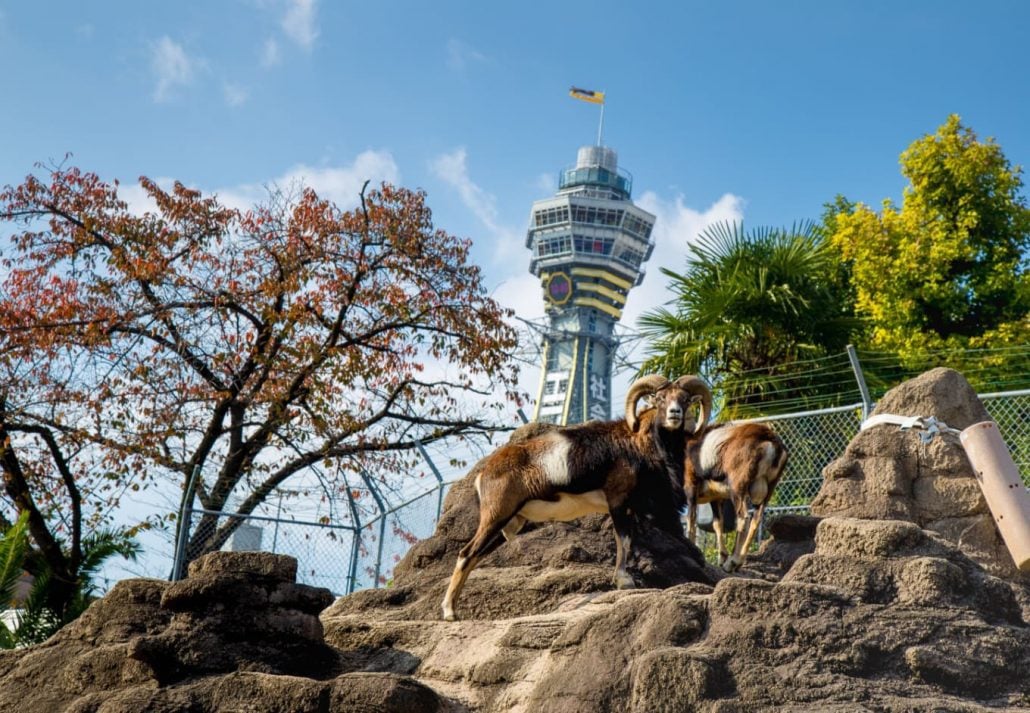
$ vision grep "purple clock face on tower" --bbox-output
[547,274,571,303]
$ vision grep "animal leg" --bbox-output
[733,501,767,569]
[723,499,751,573]
[609,506,636,590]
[711,503,728,565]
[686,500,698,542]
[441,514,512,621]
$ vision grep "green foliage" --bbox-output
[640,221,859,416]
[0,515,139,648]
[829,115,1030,365]
[0,513,30,649]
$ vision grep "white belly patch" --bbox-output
[518,490,608,522]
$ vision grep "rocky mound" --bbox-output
[0,552,447,712]
[0,368,1027,712]
[813,367,1022,580]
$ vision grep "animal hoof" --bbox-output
[442,609,457,621]
[722,557,740,573]
[614,573,636,590]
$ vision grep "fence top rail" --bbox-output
[980,388,1030,400]
[188,507,357,532]
[733,402,865,424]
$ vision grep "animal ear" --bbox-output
[691,394,703,403]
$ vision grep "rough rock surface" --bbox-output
[0,552,452,713]
[812,367,1022,579]
[0,367,1027,712]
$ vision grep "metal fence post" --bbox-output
[345,489,363,594]
[356,466,388,588]
[846,344,874,421]
[415,439,446,520]
[171,465,202,581]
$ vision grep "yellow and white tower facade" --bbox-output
[527,145,656,424]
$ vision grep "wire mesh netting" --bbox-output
[755,405,863,515]
[179,509,357,594]
[982,392,1030,486]
[351,487,445,590]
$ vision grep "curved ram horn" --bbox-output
[624,374,671,432]
[673,375,712,433]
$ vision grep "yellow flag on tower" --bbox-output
[569,86,605,104]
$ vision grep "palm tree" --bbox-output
[0,514,140,647]
[0,513,30,648]
[640,221,858,417]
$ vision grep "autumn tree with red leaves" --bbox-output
[0,164,521,593]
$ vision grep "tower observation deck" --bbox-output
[526,145,656,424]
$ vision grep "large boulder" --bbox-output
[0,552,451,713]
[812,367,1020,577]
[321,515,1030,711]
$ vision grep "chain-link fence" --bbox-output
[173,388,1030,594]
[981,390,1030,482]
[174,476,459,595]
[748,403,864,519]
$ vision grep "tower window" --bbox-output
[573,235,613,255]
[535,234,572,257]
[534,206,570,227]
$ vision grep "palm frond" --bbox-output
[0,513,30,611]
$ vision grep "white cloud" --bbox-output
[216,149,400,211]
[223,82,249,107]
[116,152,397,215]
[151,36,198,103]
[430,148,521,263]
[491,272,547,407]
[261,37,282,67]
[446,38,486,71]
[282,0,318,51]
[117,177,176,216]
[431,149,500,233]
[625,191,745,327]
[535,172,556,194]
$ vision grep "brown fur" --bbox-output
[684,422,788,572]
[440,378,706,621]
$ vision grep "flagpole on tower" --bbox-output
[569,86,607,146]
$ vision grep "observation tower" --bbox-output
[526,145,656,424]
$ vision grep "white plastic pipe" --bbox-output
[959,420,1030,571]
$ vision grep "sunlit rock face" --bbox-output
[813,367,1020,578]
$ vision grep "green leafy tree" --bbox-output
[640,221,858,416]
[829,115,1030,366]
[0,513,30,649]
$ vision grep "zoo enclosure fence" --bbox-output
[173,386,1030,596]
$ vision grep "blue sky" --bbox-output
[2,1,1027,335]
[2,0,1028,582]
